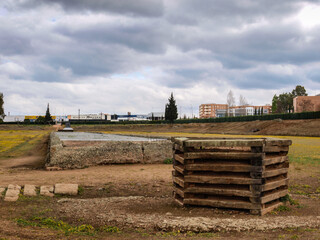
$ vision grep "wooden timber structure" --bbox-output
[172,137,292,215]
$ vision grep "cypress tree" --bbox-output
[45,103,53,124]
[0,92,4,120]
[254,108,257,115]
[165,93,178,123]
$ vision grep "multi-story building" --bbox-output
[199,103,271,118]
[293,95,320,112]
[199,104,228,118]
[228,105,271,117]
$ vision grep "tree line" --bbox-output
[272,85,307,113]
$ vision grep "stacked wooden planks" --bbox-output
[172,137,292,215]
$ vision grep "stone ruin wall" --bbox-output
[46,132,173,169]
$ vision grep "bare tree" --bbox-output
[227,90,235,107]
[239,95,248,106]
[227,90,235,117]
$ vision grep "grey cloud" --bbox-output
[32,43,146,80]
[180,0,316,22]
[0,30,33,55]
[6,0,164,17]
[1,0,320,94]
[55,21,167,54]
[307,69,320,83]
[232,70,300,89]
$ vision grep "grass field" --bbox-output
[102,131,320,165]
[0,130,50,159]
[0,129,318,166]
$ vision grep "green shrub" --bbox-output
[164,158,173,164]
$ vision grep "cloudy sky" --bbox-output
[1,0,320,117]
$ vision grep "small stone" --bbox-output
[24,184,37,196]
[54,184,78,195]
[40,185,54,197]
[4,185,21,202]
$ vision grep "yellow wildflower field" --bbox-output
[103,131,320,165]
[0,130,50,158]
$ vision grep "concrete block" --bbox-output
[8,184,21,190]
[4,185,21,202]
[54,184,78,195]
[24,184,37,196]
[40,185,54,197]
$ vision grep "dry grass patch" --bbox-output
[0,130,50,159]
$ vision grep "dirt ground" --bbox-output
[72,119,320,137]
[0,122,319,239]
[0,160,319,239]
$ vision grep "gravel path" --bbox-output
[56,132,164,141]
[58,197,320,232]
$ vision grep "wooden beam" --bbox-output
[185,175,262,185]
[265,139,292,146]
[173,176,184,188]
[184,139,264,148]
[173,187,185,198]
[264,146,289,153]
[261,189,288,204]
[184,152,265,160]
[262,156,288,165]
[260,202,283,216]
[185,164,263,173]
[185,186,253,197]
[174,154,185,164]
[263,178,289,192]
[263,168,288,178]
[174,165,184,175]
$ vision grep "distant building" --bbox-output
[199,103,271,118]
[199,104,228,118]
[228,105,271,117]
[147,112,165,121]
[55,115,69,122]
[293,95,320,113]
[110,114,148,121]
[68,113,105,120]
[3,115,25,122]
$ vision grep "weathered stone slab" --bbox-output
[54,184,78,195]
[24,184,37,196]
[142,141,173,163]
[40,185,54,197]
[47,132,173,169]
[4,185,21,202]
